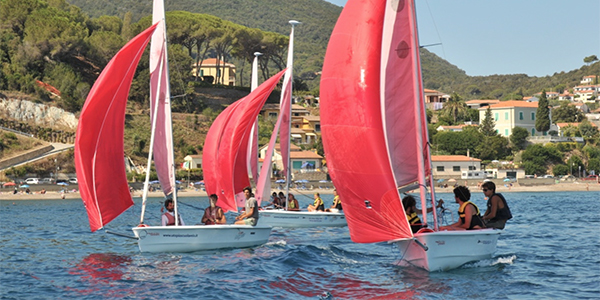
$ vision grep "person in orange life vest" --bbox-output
[161,199,185,226]
[440,186,485,231]
[202,194,226,225]
[402,195,443,233]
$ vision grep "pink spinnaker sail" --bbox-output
[149,0,175,196]
[75,24,158,232]
[203,70,286,212]
[320,0,430,243]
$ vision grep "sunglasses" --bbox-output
[482,189,489,192]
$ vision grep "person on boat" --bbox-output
[202,194,226,225]
[326,189,342,212]
[402,195,444,233]
[235,187,259,226]
[287,193,300,211]
[440,186,484,231]
[161,199,185,226]
[481,182,512,229]
[308,193,325,212]
[268,192,283,209]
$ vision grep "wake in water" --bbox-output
[462,255,517,269]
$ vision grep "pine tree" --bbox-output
[479,106,496,136]
[535,90,550,134]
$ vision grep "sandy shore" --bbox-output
[0,182,598,200]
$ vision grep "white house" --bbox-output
[431,155,481,178]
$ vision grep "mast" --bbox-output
[282,20,300,209]
[248,52,262,187]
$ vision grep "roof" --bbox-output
[290,150,323,159]
[196,58,235,67]
[303,115,320,122]
[465,99,500,104]
[556,122,597,128]
[432,155,482,162]
[484,100,538,109]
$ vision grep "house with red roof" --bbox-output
[478,100,540,137]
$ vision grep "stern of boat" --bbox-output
[131,225,272,252]
[393,229,501,271]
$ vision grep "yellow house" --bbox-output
[479,100,539,137]
[191,58,236,86]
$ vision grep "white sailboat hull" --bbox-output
[131,225,272,252]
[392,229,501,272]
[258,209,347,228]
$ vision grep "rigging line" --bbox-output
[423,0,447,59]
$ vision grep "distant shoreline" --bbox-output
[1,182,598,200]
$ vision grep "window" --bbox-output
[531,112,535,120]
[292,161,302,169]
[519,112,524,120]
[315,124,321,132]
[437,166,445,172]
[505,129,509,136]
[453,166,461,172]
[469,166,476,170]
[505,112,509,120]
[494,113,498,121]
[531,128,536,135]
[268,112,278,119]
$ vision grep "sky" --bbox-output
[324,0,600,77]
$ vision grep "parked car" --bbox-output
[69,178,78,184]
[582,175,599,181]
[543,175,554,179]
[560,175,576,181]
[41,178,55,184]
[25,178,40,185]
[525,175,535,179]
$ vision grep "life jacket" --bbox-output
[333,195,342,210]
[204,206,220,225]
[488,193,513,221]
[288,199,297,209]
[314,197,324,211]
[163,212,180,226]
[458,201,485,229]
[407,212,421,225]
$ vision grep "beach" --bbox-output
[1,181,598,200]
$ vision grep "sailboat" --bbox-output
[76,0,271,252]
[319,0,500,271]
[256,21,347,229]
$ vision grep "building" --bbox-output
[183,155,202,169]
[573,85,599,102]
[258,144,323,179]
[431,155,481,178]
[580,75,598,85]
[436,124,473,132]
[424,89,450,111]
[479,100,540,137]
[191,58,236,86]
[465,99,500,109]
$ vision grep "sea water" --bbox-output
[1,191,599,299]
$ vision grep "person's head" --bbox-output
[209,194,218,207]
[314,193,320,199]
[481,181,496,196]
[333,189,338,196]
[289,193,295,200]
[164,199,174,212]
[453,186,471,203]
[402,195,416,211]
[243,187,252,199]
[272,192,277,197]
[278,192,285,198]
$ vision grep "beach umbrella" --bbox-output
[319,180,329,183]
[275,179,286,183]
[19,184,30,188]
[57,182,69,186]
[437,179,445,183]
[3,182,16,187]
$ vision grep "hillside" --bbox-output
[67,0,599,99]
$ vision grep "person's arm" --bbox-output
[217,208,226,224]
[178,215,185,226]
[161,214,167,226]
[483,196,500,221]
[201,209,210,224]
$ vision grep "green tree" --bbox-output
[479,106,496,136]
[476,135,510,161]
[535,90,550,134]
[588,158,600,175]
[433,127,483,156]
[551,102,585,123]
[579,119,599,139]
[583,55,598,65]
[440,92,468,125]
[521,144,563,175]
[509,126,529,151]
[552,164,569,176]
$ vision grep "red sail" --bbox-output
[320,0,427,243]
[75,24,158,232]
[203,70,286,212]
